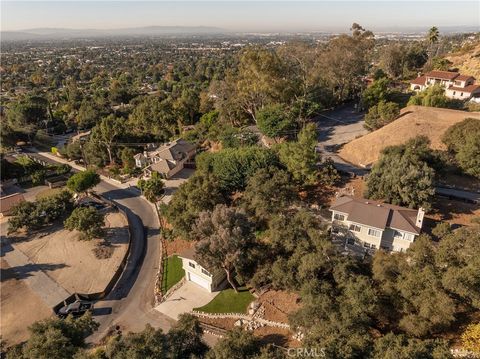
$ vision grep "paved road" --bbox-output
[23,150,175,341]
[314,104,369,176]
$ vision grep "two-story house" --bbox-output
[178,248,226,292]
[330,196,425,252]
[410,70,480,101]
[134,138,196,179]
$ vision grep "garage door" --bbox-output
[188,272,211,291]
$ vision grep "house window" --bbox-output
[371,244,377,249]
[201,268,211,276]
[363,242,371,248]
[453,91,456,95]
[334,213,345,221]
[393,230,403,239]
[368,228,381,237]
[461,92,464,97]
[349,224,361,232]
[404,233,415,241]
[188,262,196,269]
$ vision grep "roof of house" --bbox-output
[448,84,480,93]
[410,76,427,86]
[0,193,25,214]
[425,71,460,80]
[330,196,421,234]
[178,247,219,274]
[133,153,145,160]
[152,139,196,162]
[455,75,475,81]
[146,159,176,174]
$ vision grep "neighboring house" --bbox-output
[0,191,25,217]
[134,139,196,179]
[410,71,480,100]
[178,248,226,292]
[330,196,425,252]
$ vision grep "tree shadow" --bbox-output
[257,333,289,347]
[1,262,69,282]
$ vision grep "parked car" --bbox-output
[57,300,93,318]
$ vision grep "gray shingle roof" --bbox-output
[330,196,421,234]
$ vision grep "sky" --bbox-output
[2,1,479,32]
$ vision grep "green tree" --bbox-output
[165,172,227,238]
[278,123,320,186]
[408,85,450,108]
[442,118,480,178]
[137,172,165,203]
[365,137,435,210]
[64,207,105,240]
[372,333,452,359]
[167,314,208,358]
[241,167,295,225]
[196,146,278,194]
[90,115,124,165]
[66,170,100,195]
[22,313,98,359]
[256,104,294,139]
[364,100,400,131]
[362,78,390,108]
[207,328,259,359]
[193,204,255,292]
[427,26,439,45]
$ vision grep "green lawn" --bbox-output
[193,285,254,314]
[162,255,185,292]
[36,187,64,200]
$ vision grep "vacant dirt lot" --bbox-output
[15,211,129,294]
[339,106,480,167]
[0,259,52,345]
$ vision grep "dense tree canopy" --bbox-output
[365,136,436,210]
[66,170,101,194]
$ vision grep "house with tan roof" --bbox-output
[134,138,196,179]
[410,70,480,101]
[330,196,425,252]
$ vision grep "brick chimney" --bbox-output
[416,207,425,229]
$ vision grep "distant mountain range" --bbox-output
[1,25,478,41]
[1,26,227,41]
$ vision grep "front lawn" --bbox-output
[162,255,185,292]
[193,285,254,314]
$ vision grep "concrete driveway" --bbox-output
[155,281,218,320]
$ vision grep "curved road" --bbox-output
[88,180,175,342]
[25,150,175,342]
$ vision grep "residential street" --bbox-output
[22,150,175,341]
[315,104,370,175]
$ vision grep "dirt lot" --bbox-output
[258,290,301,323]
[14,211,129,294]
[428,198,480,227]
[0,259,53,345]
[339,106,480,167]
[165,237,194,256]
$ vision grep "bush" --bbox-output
[364,100,400,131]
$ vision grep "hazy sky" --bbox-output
[2,1,479,32]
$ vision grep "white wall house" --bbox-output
[410,71,480,100]
[330,196,424,252]
[178,249,225,292]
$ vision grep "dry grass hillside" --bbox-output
[339,106,480,167]
[446,40,480,79]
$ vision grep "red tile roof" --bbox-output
[448,84,480,93]
[410,76,427,86]
[425,70,459,80]
[0,193,25,215]
[455,75,475,81]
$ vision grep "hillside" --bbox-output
[339,106,480,167]
[446,40,480,79]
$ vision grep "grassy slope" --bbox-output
[162,255,185,292]
[194,286,254,314]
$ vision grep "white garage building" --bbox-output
[178,248,226,292]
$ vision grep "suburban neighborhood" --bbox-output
[1,2,480,358]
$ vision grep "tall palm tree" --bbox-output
[427,26,439,45]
